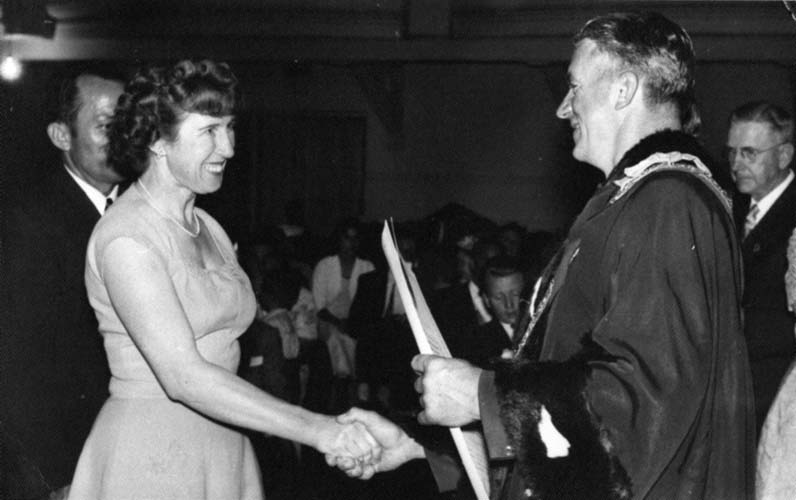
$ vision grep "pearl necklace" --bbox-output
[137,180,200,238]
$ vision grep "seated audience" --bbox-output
[431,235,502,357]
[496,222,526,259]
[458,255,526,368]
[418,244,460,292]
[310,217,375,413]
[350,227,420,414]
[279,197,320,284]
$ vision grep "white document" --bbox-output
[381,221,490,500]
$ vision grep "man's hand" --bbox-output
[327,407,424,479]
[315,415,381,467]
[411,354,482,426]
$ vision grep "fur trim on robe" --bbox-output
[494,338,632,500]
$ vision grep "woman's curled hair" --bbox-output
[108,59,238,178]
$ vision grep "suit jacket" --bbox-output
[350,269,389,387]
[1,167,111,496]
[733,178,796,426]
[457,319,512,369]
[350,270,418,411]
[429,282,485,358]
[348,269,390,341]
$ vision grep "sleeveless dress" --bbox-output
[68,184,264,500]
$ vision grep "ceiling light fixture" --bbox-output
[0,54,22,81]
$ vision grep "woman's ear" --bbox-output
[46,122,72,152]
[149,139,166,158]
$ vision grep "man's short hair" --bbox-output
[480,255,524,292]
[575,12,699,134]
[730,101,794,144]
[45,62,127,132]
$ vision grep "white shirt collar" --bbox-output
[499,321,514,340]
[63,165,118,215]
[468,280,492,324]
[753,170,794,221]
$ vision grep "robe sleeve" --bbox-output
[585,173,731,492]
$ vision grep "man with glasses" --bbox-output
[727,100,796,434]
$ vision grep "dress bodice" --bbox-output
[85,186,256,398]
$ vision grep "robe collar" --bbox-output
[606,129,713,184]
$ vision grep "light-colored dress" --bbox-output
[68,185,263,500]
[757,227,796,500]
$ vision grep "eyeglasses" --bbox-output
[726,142,789,163]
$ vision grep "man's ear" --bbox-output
[778,143,794,170]
[614,71,639,111]
[46,122,72,152]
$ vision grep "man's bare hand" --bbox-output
[411,354,482,426]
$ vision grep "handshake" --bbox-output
[320,354,484,479]
[323,408,426,479]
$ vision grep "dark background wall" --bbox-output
[2,58,792,240]
[2,1,795,240]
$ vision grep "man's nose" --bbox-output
[730,154,745,172]
[556,91,573,119]
[503,297,518,313]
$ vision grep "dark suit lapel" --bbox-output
[733,193,750,238]
[488,319,513,350]
[43,168,103,291]
[51,167,102,228]
[743,178,796,255]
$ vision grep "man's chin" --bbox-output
[734,182,754,196]
[572,145,586,162]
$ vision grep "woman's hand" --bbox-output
[326,408,424,479]
[315,415,382,467]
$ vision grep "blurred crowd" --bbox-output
[235,206,560,500]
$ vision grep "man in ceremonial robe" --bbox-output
[333,11,754,500]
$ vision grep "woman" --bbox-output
[312,218,374,340]
[68,60,377,500]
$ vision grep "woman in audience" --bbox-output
[67,59,377,500]
[308,218,374,412]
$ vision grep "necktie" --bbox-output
[744,203,759,237]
